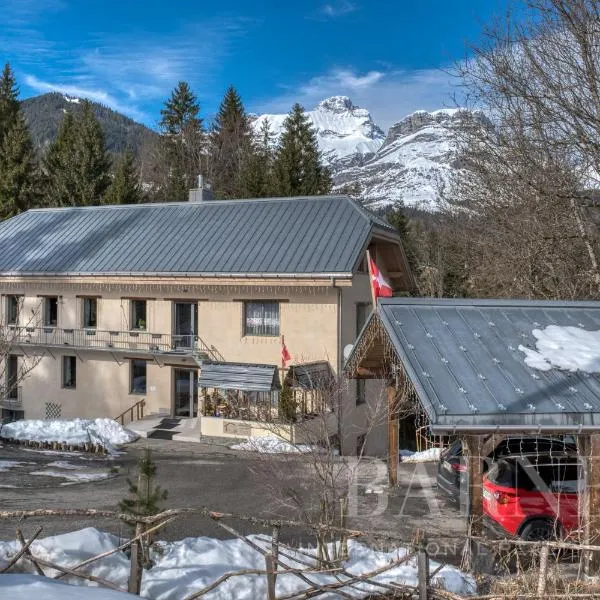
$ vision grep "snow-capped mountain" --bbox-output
[252,96,385,167]
[253,98,489,211]
[333,108,490,210]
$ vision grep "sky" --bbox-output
[2,0,516,131]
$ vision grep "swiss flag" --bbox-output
[369,256,393,299]
[281,341,291,367]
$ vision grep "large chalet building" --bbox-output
[0,195,413,455]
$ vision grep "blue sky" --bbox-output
[3,0,514,130]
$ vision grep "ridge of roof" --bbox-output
[378,297,600,309]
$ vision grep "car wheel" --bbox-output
[520,519,558,541]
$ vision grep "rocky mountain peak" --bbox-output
[316,95,355,113]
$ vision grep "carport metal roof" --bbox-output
[346,298,600,434]
[198,361,281,392]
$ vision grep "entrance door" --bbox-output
[174,302,198,349]
[173,369,198,417]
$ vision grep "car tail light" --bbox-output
[494,491,512,505]
[451,462,467,472]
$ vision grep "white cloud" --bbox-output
[254,66,460,130]
[319,1,358,18]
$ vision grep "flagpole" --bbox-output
[366,249,377,311]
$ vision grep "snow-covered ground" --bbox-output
[0,460,34,472]
[230,436,313,454]
[0,574,137,599]
[519,325,600,373]
[399,447,442,463]
[0,527,476,599]
[0,419,138,452]
[30,469,113,484]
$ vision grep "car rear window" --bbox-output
[487,460,516,487]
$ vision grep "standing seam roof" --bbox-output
[0,196,394,276]
[370,298,600,433]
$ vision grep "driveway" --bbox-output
[0,439,466,559]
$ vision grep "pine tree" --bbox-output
[238,118,276,198]
[73,101,111,205]
[0,64,20,144]
[43,112,77,207]
[386,200,418,273]
[104,149,143,204]
[158,81,204,202]
[0,115,39,219]
[43,103,111,207]
[209,86,252,199]
[0,64,40,218]
[272,103,332,197]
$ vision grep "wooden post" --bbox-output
[128,521,144,595]
[387,385,399,486]
[265,552,276,600]
[417,542,429,600]
[583,433,600,575]
[537,542,549,596]
[463,435,484,537]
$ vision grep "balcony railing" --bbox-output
[0,385,22,409]
[10,326,222,360]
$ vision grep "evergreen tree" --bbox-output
[119,448,168,518]
[272,103,331,197]
[43,112,77,207]
[73,101,111,204]
[0,115,39,219]
[104,149,143,205]
[238,118,276,198]
[0,64,40,218]
[0,64,20,144]
[386,200,418,273]
[158,81,204,202]
[43,102,111,206]
[209,86,252,198]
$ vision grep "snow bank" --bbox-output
[0,418,138,451]
[0,528,476,599]
[0,575,136,599]
[230,436,313,454]
[519,325,600,373]
[30,470,112,483]
[400,447,442,463]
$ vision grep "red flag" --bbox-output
[369,256,393,299]
[281,342,291,367]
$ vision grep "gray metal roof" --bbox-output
[198,361,281,392]
[375,298,600,433]
[0,196,396,277]
[285,361,334,390]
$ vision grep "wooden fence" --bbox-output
[1,506,600,599]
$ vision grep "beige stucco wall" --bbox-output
[0,262,396,457]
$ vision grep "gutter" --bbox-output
[0,271,355,279]
[431,423,600,435]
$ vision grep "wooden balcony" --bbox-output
[9,326,222,360]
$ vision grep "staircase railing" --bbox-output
[115,398,145,426]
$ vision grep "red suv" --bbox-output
[483,453,581,540]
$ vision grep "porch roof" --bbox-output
[346,298,600,434]
[284,361,334,390]
[198,361,281,392]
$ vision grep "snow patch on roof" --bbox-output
[519,325,600,373]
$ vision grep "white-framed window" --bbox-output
[131,300,147,330]
[244,301,280,337]
[6,295,21,325]
[62,356,76,389]
[82,297,98,328]
[43,296,58,327]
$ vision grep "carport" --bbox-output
[345,298,600,569]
